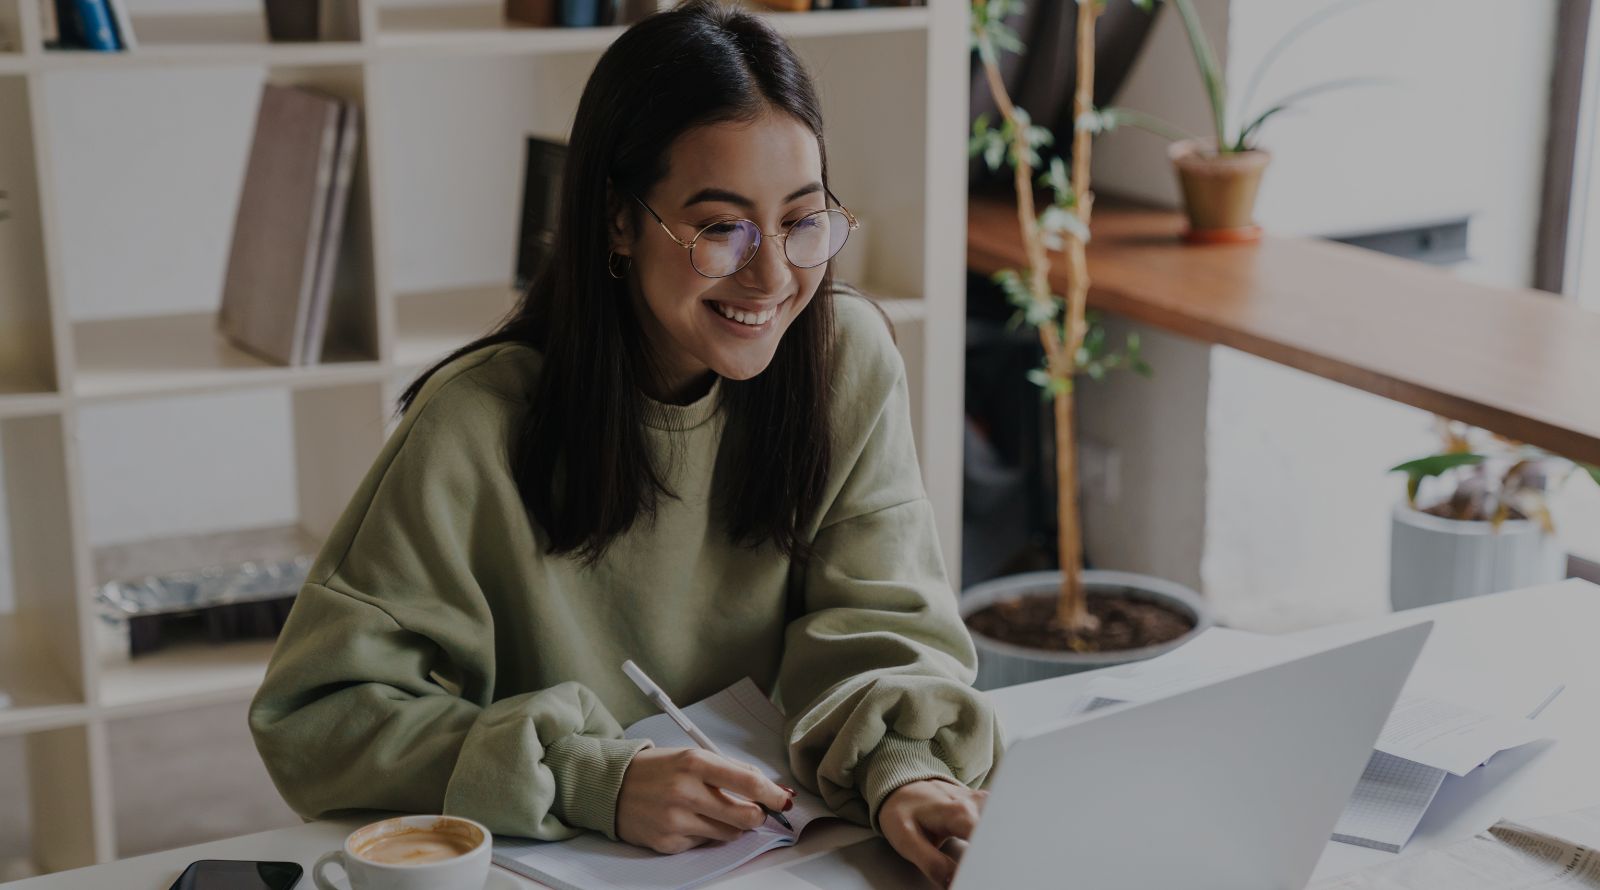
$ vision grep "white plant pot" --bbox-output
[1389,501,1567,612]
[959,569,1214,691]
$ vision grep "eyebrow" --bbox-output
[681,181,823,210]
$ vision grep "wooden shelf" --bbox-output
[0,616,87,737]
[394,284,519,371]
[97,639,278,716]
[0,390,61,418]
[72,312,386,402]
[374,5,928,55]
[968,197,1600,467]
[36,13,364,67]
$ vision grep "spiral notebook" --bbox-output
[492,678,839,890]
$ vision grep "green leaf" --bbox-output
[1233,77,1388,151]
[1236,0,1376,129]
[983,137,1005,171]
[1584,463,1600,487]
[1388,453,1487,477]
[1170,0,1229,150]
[1037,156,1074,207]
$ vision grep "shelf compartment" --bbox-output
[21,723,104,872]
[373,4,928,55]
[46,63,382,400]
[72,311,385,402]
[83,381,386,714]
[38,5,363,68]
[0,75,61,397]
[0,413,88,736]
[394,283,517,370]
[90,524,317,715]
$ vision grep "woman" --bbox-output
[248,1,999,884]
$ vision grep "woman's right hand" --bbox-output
[616,747,796,853]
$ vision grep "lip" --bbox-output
[705,294,790,336]
[705,295,790,313]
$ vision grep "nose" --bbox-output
[733,228,795,297]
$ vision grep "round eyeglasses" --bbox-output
[629,188,859,279]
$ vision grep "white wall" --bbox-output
[1083,0,1570,631]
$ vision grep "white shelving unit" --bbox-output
[0,0,967,873]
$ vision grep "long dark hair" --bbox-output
[397,0,836,567]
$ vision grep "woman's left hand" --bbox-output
[878,778,988,887]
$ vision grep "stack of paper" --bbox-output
[1313,803,1600,888]
[1065,628,1555,853]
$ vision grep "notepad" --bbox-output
[492,678,839,890]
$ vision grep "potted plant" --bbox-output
[1387,418,1600,611]
[960,0,1212,690]
[1079,0,1379,242]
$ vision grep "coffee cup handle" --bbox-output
[312,850,347,890]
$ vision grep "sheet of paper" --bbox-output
[492,678,835,890]
[1372,692,1549,776]
[1312,804,1600,889]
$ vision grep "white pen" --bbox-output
[621,659,794,830]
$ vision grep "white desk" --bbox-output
[9,578,1598,889]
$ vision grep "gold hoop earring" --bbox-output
[607,251,632,279]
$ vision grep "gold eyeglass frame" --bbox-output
[629,186,859,279]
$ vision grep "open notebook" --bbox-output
[492,678,838,890]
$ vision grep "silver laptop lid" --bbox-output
[952,621,1432,890]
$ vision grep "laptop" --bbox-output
[770,621,1432,890]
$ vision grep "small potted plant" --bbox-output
[1388,417,1600,611]
[1079,0,1379,242]
[960,0,1212,690]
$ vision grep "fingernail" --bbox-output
[780,784,795,795]
[782,797,794,812]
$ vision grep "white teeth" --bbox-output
[714,302,777,326]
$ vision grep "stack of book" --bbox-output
[43,0,137,51]
[218,83,361,367]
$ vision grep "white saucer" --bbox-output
[318,868,526,889]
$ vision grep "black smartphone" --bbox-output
[167,859,303,890]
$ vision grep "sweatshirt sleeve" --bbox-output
[776,302,1003,832]
[248,359,650,841]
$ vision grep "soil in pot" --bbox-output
[965,589,1195,653]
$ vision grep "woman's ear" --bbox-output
[606,179,635,256]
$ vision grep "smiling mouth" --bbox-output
[705,295,789,327]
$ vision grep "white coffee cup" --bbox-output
[313,814,491,890]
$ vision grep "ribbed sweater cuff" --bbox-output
[858,732,959,833]
[545,734,653,840]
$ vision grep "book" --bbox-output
[218,84,344,367]
[504,0,555,27]
[301,100,361,365]
[514,135,567,291]
[103,0,135,49]
[492,678,852,890]
[63,0,119,50]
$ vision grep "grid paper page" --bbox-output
[1332,750,1449,853]
[493,678,834,890]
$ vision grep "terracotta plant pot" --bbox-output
[1168,139,1270,244]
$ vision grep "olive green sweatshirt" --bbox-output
[248,292,1000,843]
